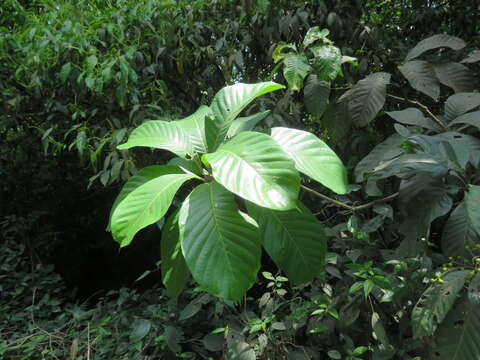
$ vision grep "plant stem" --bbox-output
[301,185,398,212]
[386,93,448,131]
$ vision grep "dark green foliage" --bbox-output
[2,0,480,358]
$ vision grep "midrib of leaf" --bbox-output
[208,184,235,278]
[218,148,279,190]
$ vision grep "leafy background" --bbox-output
[1,0,480,358]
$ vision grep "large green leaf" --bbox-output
[117,121,192,158]
[428,296,480,360]
[412,270,469,339]
[226,110,270,138]
[209,82,285,148]
[161,210,189,299]
[441,202,479,258]
[434,62,473,93]
[108,165,183,231]
[465,185,480,237]
[270,127,347,194]
[405,34,466,61]
[354,134,403,182]
[398,61,440,100]
[178,182,261,300]
[341,72,390,127]
[283,54,312,91]
[310,45,343,82]
[175,105,215,153]
[304,74,330,118]
[247,201,326,285]
[386,108,440,131]
[444,93,480,123]
[111,172,195,247]
[204,132,300,210]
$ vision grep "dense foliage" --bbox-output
[2,0,480,359]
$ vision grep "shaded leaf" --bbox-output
[341,72,390,127]
[461,49,480,64]
[434,62,473,93]
[441,202,479,258]
[247,201,326,285]
[405,34,466,61]
[465,185,480,237]
[468,274,480,305]
[354,134,403,182]
[444,93,480,123]
[130,318,151,342]
[412,270,469,338]
[428,296,480,360]
[304,74,330,118]
[161,210,189,299]
[227,110,270,138]
[449,110,480,130]
[398,60,439,100]
[386,108,440,131]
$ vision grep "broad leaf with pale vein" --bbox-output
[304,74,330,118]
[161,210,189,299]
[434,62,473,93]
[405,34,466,61]
[386,108,440,131]
[226,110,270,138]
[283,54,312,91]
[428,296,480,360]
[442,202,480,258]
[247,201,326,285]
[270,127,347,194]
[117,121,192,158]
[465,184,480,237]
[175,105,215,153]
[204,132,300,210]
[108,165,183,231]
[209,82,285,148]
[179,182,261,300]
[354,134,403,182]
[341,72,390,127]
[398,61,440,100]
[412,270,469,338]
[449,111,480,130]
[444,93,480,123]
[111,172,195,247]
[310,45,343,82]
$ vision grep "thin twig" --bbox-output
[87,322,91,360]
[301,185,398,212]
[386,93,448,131]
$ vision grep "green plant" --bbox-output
[108,81,348,300]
